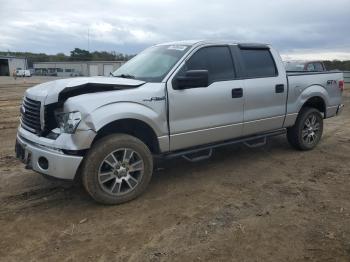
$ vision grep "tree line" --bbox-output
[323,60,350,71]
[0,48,135,68]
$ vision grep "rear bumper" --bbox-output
[15,135,83,180]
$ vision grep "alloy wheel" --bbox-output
[98,148,144,196]
[302,113,320,146]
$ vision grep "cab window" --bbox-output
[181,46,235,84]
[238,49,277,78]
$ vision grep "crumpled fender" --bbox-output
[85,101,168,137]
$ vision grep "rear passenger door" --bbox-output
[167,45,245,151]
[232,46,287,136]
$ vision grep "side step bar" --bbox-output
[244,137,267,148]
[182,149,213,162]
[159,128,286,160]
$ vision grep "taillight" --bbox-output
[339,80,344,92]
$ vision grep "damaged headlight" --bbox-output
[55,111,82,134]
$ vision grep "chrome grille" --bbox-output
[21,97,42,134]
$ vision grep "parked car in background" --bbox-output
[284,60,327,72]
[16,69,32,77]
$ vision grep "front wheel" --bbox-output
[287,107,323,150]
[82,134,153,205]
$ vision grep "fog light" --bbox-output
[38,157,49,170]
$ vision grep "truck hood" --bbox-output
[25,77,146,104]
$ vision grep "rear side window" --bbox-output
[184,46,235,83]
[239,49,277,78]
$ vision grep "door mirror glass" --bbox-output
[174,70,209,90]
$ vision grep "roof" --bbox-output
[156,39,270,47]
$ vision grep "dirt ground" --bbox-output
[0,76,350,262]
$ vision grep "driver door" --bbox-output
[167,45,245,151]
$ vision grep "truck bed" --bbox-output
[286,71,343,118]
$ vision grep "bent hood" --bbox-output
[25,77,145,104]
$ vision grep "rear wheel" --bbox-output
[82,134,153,204]
[287,107,323,150]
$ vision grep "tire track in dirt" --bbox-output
[0,184,81,215]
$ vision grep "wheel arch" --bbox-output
[297,85,329,117]
[92,118,161,154]
[85,102,169,154]
[301,96,326,116]
[285,85,329,127]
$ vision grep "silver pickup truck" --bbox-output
[15,40,344,204]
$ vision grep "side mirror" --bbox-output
[174,70,209,90]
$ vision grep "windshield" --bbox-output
[112,44,191,82]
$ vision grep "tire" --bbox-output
[82,134,153,205]
[287,107,323,150]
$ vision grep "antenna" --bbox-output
[88,27,90,52]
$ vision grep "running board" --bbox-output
[244,137,266,148]
[159,128,286,160]
[182,149,213,162]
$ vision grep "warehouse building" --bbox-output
[33,61,125,77]
[0,56,28,76]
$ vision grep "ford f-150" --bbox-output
[15,40,344,204]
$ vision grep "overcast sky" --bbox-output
[0,0,349,60]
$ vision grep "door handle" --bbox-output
[232,88,243,98]
[275,84,285,93]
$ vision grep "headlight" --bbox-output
[55,111,82,134]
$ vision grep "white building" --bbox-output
[0,56,28,76]
[33,61,125,77]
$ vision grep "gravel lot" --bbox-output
[0,76,350,261]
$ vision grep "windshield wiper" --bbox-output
[114,74,136,79]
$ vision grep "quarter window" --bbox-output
[183,46,235,83]
[239,49,277,78]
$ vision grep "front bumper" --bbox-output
[15,134,83,180]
